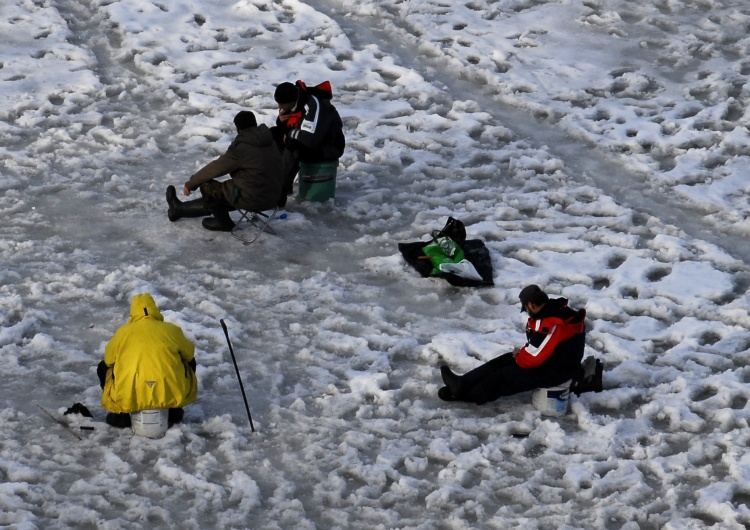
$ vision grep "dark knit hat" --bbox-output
[274,82,298,104]
[519,285,548,312]
[234,111,257,131]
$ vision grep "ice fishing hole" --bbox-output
[679,106,702,119]
[620,287,638,299]
[646,267,670,282]
[652,340,678,354]
[607,255,626,269]
[691,387,718,402]
[592,277,610,290]
[698,331,721,346]
[731,395,748,410]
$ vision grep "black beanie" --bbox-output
[274,82,298,104]
[234,111,257,131]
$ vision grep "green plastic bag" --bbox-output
[422,237,465,276]
[422,236,483,281]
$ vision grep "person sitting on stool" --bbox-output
[166,110,283,231]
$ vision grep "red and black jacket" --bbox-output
[516,298,586,370]
[273,80,345,163]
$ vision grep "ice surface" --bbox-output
[1,0,749,528]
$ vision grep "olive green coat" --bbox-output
[185,124,282,211]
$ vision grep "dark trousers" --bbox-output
[281,149,300,197]
[200,181,235,215]
[456,352,522,404]
[454,352,576,405]
[97,360,108,389]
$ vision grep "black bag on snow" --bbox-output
[398,216,493,287]
[431,217,466,248]
[571,357,604,396]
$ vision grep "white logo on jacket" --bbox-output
[300,95,320,133]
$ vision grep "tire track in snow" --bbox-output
[305,0,750,268]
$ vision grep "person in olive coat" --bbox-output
[166,110,283,231]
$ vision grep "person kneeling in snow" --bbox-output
[438,285,586,404]
[97,293,198,428]
[165,110,283,231]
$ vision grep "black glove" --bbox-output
[64,403,93,418]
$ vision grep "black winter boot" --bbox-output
[201,209,235,232]
[440,366,463,398]
[105,412,132,428]
[168,408,184,427]
[166,185,209,222]
[438,387,458,402]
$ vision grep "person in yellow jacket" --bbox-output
[97,293,198,428]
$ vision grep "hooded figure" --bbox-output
[99,294,197,424]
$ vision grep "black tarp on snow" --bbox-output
[398,239,494,288]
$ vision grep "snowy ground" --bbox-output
[1,0,750,528]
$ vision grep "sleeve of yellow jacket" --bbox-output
[101,318,198,414]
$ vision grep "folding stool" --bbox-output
[231,206,279,244]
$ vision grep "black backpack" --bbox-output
[571,357,603,396]
[431,217,466,248]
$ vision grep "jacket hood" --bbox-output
[299,80,333,101]
[534,297,586,324]
[533,297,569,319]
[286,80,333,110]
[128,293,164,323]
[235,124,273,148]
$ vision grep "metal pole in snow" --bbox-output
[220,319,255,432]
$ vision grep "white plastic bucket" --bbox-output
[531,380,572,416]
[130,409,169,438]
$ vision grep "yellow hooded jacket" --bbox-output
[101,294,198,413]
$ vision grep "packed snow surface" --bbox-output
[1,0,749,528]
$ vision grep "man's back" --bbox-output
[102,294,197,413]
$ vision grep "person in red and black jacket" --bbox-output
[271,80,345,205]
[438,285,586,404]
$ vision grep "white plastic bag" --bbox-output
[438,259,483,281]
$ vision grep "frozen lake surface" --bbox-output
[1,0,749,528]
